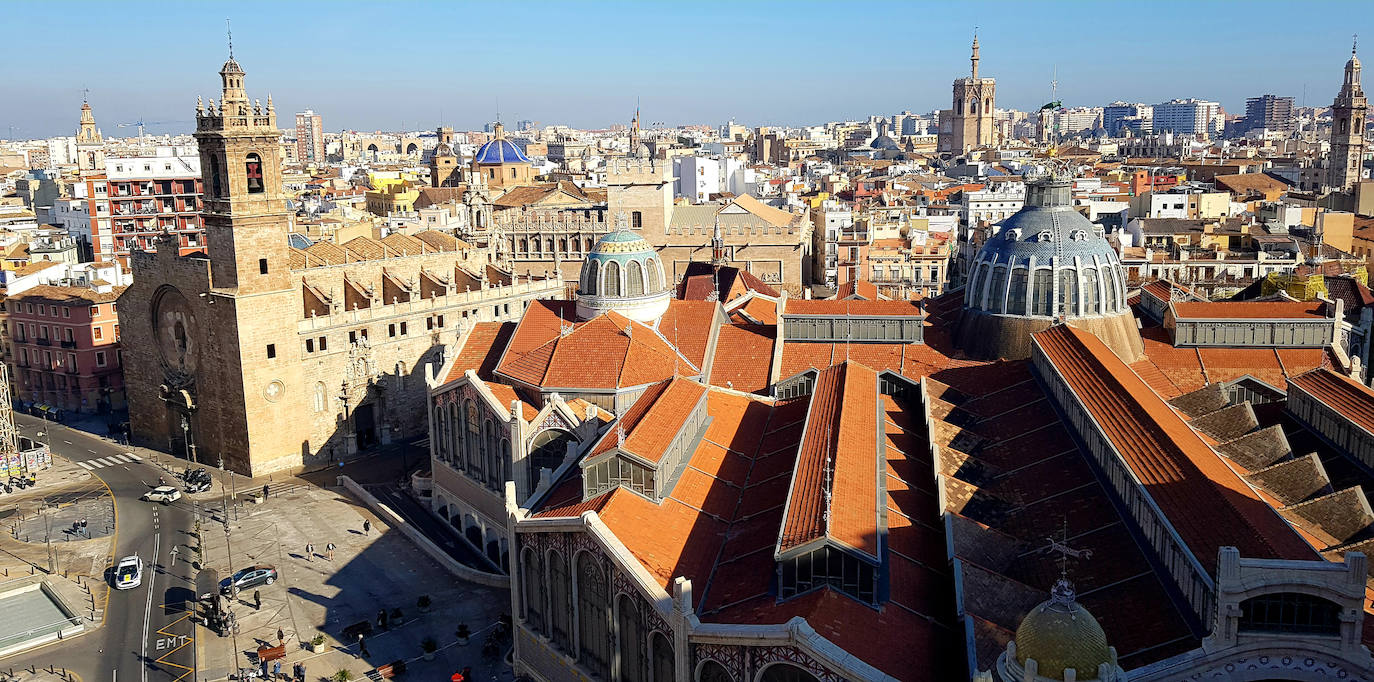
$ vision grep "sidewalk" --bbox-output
[192,480,513,682]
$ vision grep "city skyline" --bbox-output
[1,0,1368,139]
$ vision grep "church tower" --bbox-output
[194,54,292,294]
[941,34,997,155]
[1329,39,1368,191]
[75,98,105,175]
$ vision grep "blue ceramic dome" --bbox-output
[473,138,530,165]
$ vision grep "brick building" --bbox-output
[8,284,125,415]
[81,155,205,265]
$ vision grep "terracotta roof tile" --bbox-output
[783,299,924,317]
[587,378,707,465]
[1033,325,1318,572]
[444,322,515,383]
[1288,368,1374,437]
[708,324,775,393]
[1171,300,1329,320]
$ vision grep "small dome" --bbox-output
[1014,580,1112,680]
[473,138,530,165]
[576,225,670,323]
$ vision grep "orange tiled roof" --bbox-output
[783,299,923,317]
[498,309,695,390]
[1033,325,1318,572]
[1289,368,1374,436]
[779,362,881,557]
[588,377,707,464]
[483,381,536,421]
[835,279,881,300]
[1171,300,1328,320]
[729,295,780,325]
[709,324,776,394]
[444,322,515,383]
[654,300,717,370]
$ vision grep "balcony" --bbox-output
[34,338,51,346]
[60,340,77,349]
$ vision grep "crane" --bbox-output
[116,119,189,155]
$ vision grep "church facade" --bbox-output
[118,56,563,476]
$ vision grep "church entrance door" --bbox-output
[354,403,377,451]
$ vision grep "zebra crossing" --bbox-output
[75,452,142,470]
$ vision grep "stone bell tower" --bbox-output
[1329,38,1368,191]
[194,53,292,295]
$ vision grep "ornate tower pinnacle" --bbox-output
[971,33,981,80]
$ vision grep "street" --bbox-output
[3,414,200,682]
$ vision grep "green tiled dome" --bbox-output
[1014,580,1111,680]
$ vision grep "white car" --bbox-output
[114,555,143,590]
[141,486,182,504]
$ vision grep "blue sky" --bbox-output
[1,0,1365,139]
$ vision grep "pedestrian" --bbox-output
[272,660,281,680]
[356,632,368,658]
[262,484,269,499]
[377,608,388,630]
[277,627,285,645]
[80,518,88,536]
[362,519,370,536]
[325,542,335,561]
[298,663,306,682]
[305,542,313,562]
[253,589,262,611]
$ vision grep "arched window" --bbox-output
[548,550,572,651]
[208,156,222,198]
[1007,268,1028,315]
[628,260,645,296]
[616,594,645,682]
[559,238,567,253]
[529,429,574,491]
[698,660,733,682]
[519,238,528,253]
[433,406,446,460]
[970,99,978,115]
[245,153,264,194]
[577,553,611,678]
[987,265,1009,314]
[955,99,963,115]
[1239,592,1341,635]
[1340,119,1349,135]
[466,400,481,475]
[984,98,991,111]
[584,260,601,296]
[449,403,461,468]
[522,548,545,634]
[314,382,325,412]
[1082,268,1100,315]
[1031,269,1053,316]
[604,261,622,297]
[646,258,661,292]
[545,239,554,253]
[759,664,821,682]
[484,418,497,488]
[650,632,673,682]
[1058,269,1079,316]
[585,237,594,252]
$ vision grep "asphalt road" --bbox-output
[3,415,201,682]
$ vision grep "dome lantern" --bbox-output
[575,212,671,323]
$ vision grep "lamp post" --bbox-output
[337,380,352,457]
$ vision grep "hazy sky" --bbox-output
[1,0,1366,140]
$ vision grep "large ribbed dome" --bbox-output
[955,176,1144,362]
[575,222,670,323]
[473,138,529,165]
[1013,580,1113,680]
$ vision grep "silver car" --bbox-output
[114,555,143,590]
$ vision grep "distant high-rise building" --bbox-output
[295,109,324,164]
[1329,41,1367,190]
[1153,98,1221,137]
[1103,102,1153,137]
[939,35,996,154]
[1242,94,1295,135]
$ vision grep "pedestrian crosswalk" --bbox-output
[76,452,142,470]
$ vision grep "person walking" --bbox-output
[325,542,335,561]
[277,627,285,646]
[362,519,371,537]
[377,609,388,631]
[262,484,270,499]
[356,632,369,658]
[272,660,282,680]
[305,543,314,562]
[253,589,262,611]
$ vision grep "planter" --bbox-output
[309,642,327,653]
[422,652,435,662]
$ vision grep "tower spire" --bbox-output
[226,18,233,60]
[971,30,980,79]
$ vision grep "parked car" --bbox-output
[219,565,278,595]
[114,555,143,590]
[141,486,182,504]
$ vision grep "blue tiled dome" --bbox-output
[473,138,530,165]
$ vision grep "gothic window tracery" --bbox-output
[577,553,611,678]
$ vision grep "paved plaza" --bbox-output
[193,480,514,682]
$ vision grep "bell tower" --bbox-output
[1329,37,1368,191]
[75,95,105,175]
[194,51,291,294]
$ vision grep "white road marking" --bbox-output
[125,452,142,461]
[87,449,98,454]
[90,457,114,467]
[62,440,72,444]
[111,454,131,464]
[142,533,160,682]
[77,461,95,470]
